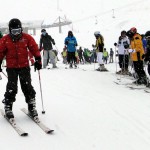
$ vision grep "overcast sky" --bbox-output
[0,0,140,23]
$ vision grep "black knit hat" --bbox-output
[41,29,46,32]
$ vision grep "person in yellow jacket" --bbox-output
[127,27,147,85]
[61,47,67,64]
[94,31,108,71]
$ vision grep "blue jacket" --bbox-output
[64,36,77,52]
[142,38,147,52]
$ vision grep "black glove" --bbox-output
[0,60,2,72]
[34,57,42,72]
[114,43,117,46]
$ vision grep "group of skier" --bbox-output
[114,27,150,86]
[1,18,150,121]
[61,31,114,71]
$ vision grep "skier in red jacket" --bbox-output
[0,18,42,120]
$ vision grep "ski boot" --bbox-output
[97,64,108,71]
[140,77,148,85]
[133,77,147,85]
[52,63,57,68]
[96,67,101,71]
[69,63,73,68]
[116,69,124,74]
[74,63,77,69]
[4,102,14,120]
[116,70,122,74]
[28,98,38,118]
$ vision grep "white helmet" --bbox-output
[94,31,100,36]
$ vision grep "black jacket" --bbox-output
[39,33,55,50]
[144,40,150,62]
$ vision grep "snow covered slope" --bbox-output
[1,63,150,150]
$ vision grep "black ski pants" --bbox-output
[67,52,77,64]
[118,54,129,70]
[4,67,36,104]
[79,55,84,63]
[133,61,146,79]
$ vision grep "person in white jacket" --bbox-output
[114,30,130,74]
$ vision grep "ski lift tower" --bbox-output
[112,9,115,18]
[41,16,72,33]
[41,0,72,33]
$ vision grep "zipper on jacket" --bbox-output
[15,42,19,68]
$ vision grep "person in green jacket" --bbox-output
[103,48,109,64]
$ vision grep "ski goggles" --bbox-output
[42,31,46,36]
[11,28,22,35]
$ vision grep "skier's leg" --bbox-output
[138,61,147,85]
[49,50,57,68]
[73,52,77,68]
[69,52,73,68]
[97,52,107,71]
[116,55,123,74]
[3,68,18,119]
[43,50,49,68]
[19,67,37,117]
[124,55,129,74]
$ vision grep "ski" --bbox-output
[113,81,129,85]
[96,69,109,72]
[82,69,86,71]
[144,89,150,93]
[126,84,146,90]
[21,108,54,134]
[0,109,28,136]
[113,81,141,87]
[113,81,121,85]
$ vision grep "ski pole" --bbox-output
[114,45,121,81]
[114,46,117,73]
[94,60,95,70]
[2,71,8,78]
[38,70,45,114]
[144,62,149,86]
[0,74,2,80]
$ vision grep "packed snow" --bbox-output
[1,62,150,150]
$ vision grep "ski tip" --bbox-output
[21,132,28,136]
[47,130,54,134]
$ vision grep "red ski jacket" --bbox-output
[0,33,41,68]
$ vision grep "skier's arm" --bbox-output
[74,37,78,46]
[64,38,69,45]
[0,37,7,61]
[49,35,55,45]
